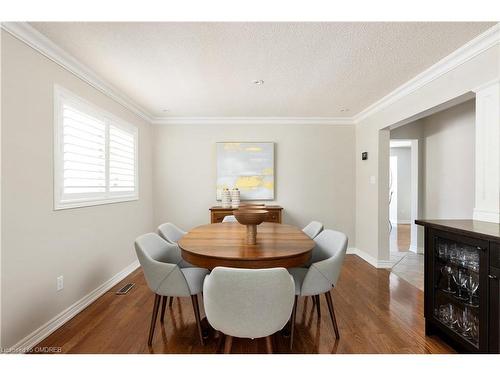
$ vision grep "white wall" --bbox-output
[422,100,475,219]
[390,147,411,223]
[1,31,153,347]
[152,124,356,242]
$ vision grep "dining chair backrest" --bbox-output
[302,221,324,239]
[134,233,191,296]
[222,215,238,223]
[203,267,295,339]
[301,229,348,296]
[158,222,187,244]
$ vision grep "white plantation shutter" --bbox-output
[109,124,136,194]
[54,86,138,209]
[62,104,106,197]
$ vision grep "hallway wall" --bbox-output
[391,99,475,220]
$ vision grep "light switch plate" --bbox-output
[57,276,64,291]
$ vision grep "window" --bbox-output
[54,86,138,209]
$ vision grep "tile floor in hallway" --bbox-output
[391,252,424,291]
[389,223,424,290]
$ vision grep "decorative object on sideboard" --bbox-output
[233,209,269,245]
[221,188,232,208]
[231,188,241,208]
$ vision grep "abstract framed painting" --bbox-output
[216,142,275,200]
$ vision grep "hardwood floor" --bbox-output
[390,224,411,252]
[33,255,454,354]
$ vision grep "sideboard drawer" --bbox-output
[211,211,232,223]
[209,206,283,224]
[267,211,280,223]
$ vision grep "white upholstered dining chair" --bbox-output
[222,215,238,223]
[157,222,195,270]
[203,267,295,353]
[158,222,186,244]
[135,233,209,346]
[302,221,324,239]
[287,229,348,349]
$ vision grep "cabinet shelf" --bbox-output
[434,288,480,309]
[431,316,479,350]
[434,256,480,274]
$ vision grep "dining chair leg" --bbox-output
[169,296,174,307]
[314,295,321,317]
[160,296,167,323]
[224,335,233,354]
[265,335,273,354]
[325,290,340,339]
[191,294,205,345]
[148,294,161,345]
[290,295,298,350]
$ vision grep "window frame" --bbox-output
[54,85,139,210]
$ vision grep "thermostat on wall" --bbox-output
[361,152,368,160]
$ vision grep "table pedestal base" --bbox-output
[246,224,257,245]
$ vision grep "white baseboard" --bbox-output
[10,260,140,352]
[347,247,393,269]
[409,244,424,254]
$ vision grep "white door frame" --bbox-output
[408,139,422,253]
[389,139,421,253]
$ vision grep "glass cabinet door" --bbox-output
[432,235,485,349]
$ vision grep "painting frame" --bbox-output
[216,142,275,201]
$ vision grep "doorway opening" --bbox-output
[384,95,476,291]
[389,139,418,254]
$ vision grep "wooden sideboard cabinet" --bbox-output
[210,205,283,224]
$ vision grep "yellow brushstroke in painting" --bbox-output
[262,181,274,190]
[235,176,263,190]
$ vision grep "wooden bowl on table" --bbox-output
[233,209,269,245]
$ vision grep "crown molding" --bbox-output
[3,22,499,127]
[353,22,500,124]
[151,116,355,125]
[1,22,153,123]
[1,22,354,127]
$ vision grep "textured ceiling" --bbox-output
[30,22,496,118]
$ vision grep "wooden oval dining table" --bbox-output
[178,222,315,269]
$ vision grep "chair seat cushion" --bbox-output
[287,267,308,295]
[181,267,210,295]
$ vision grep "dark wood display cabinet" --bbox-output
[416,220,500,353]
